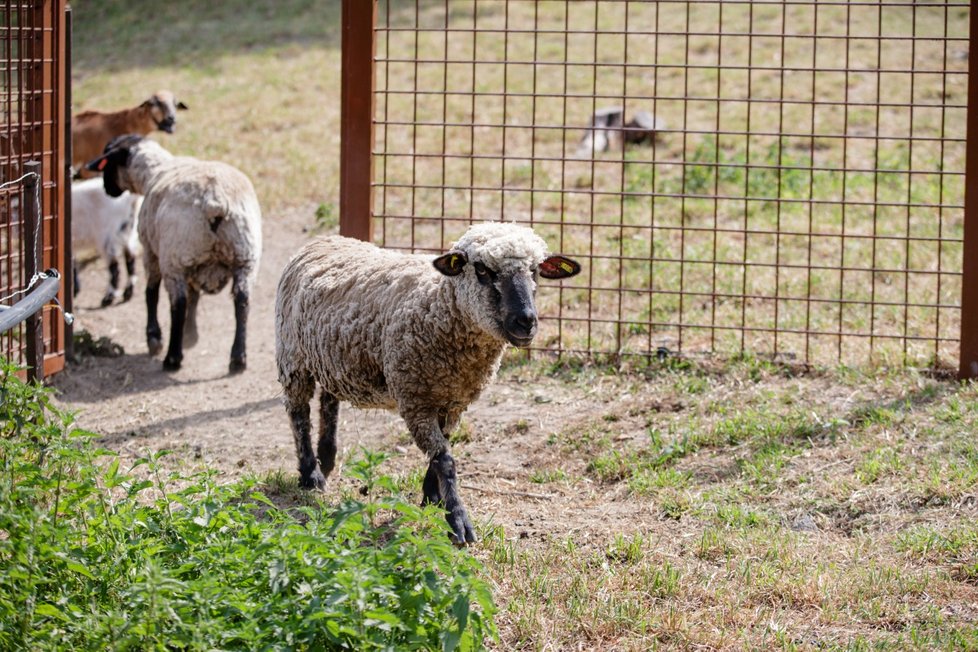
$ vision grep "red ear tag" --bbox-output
[96,158,108,171]
[540,260,557,276]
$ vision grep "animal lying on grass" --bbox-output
[86,134,262,374]
[72,90,188,178]
[275,222,581,543]
[70,178,142,307]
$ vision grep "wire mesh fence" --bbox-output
[0,0,69,375]
[350,0,971,370]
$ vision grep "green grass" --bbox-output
[0,359,496,650]
[470,357,978,649]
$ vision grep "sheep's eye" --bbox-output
[473,262,496,285]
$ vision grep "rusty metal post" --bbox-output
[23,160,43,382]
[63,3,73,361]
[960,0,978,379]
[339,0,376,242]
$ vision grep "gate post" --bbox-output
[23,161,43,382]
[961,0,978,379]
[339,0,376,242]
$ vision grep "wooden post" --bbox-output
[339,0,376,242]
[23,160,43,382]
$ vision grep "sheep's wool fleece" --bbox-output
[70,178,141,261]
[129,140,262,293]
[276,222,550,427]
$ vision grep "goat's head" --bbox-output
[141,90,188,134]
[85,134,144,197]
[433,223,581,347]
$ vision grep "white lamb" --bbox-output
[86,134,262,374]
[70,177,142,307]
[275,222,581,543]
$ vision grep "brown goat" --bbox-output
[72,90,188,178]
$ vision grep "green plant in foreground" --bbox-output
[0,358,496,651]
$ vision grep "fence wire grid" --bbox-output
[0,0,68,374]
[363,0,970,369]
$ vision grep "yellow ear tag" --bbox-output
[560,261,574,273]
[451,254,460,269]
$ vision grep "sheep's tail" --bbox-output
[201,193,229,233]
[207,212,226,233]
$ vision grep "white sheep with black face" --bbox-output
[275,222,581,544]
[86,134,262,374]
[70,177,142,307]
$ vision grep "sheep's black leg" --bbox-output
[101,259,120,307]
[183,287,200,349]
[122,249,136,302]
[162,281,187,371]
[145,279,163,356]
[318,391,339,478]
[284,377,324,489]
[424,451,476,545]
[229,270,250,374]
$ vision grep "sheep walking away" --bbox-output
[87,134,262,374]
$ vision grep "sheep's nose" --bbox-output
[505,311,537,339]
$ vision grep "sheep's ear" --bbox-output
[539,255,581,279]
[85,153,110,172]
[177,101,189,110]
[433,250,467,276]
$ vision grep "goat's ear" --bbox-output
[176,101,189,110]
[433,250,467,276]
[539,255,581,280]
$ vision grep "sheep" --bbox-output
[72,90,188,178]
[86,134,262,374]
[275,222,581,543]
[70,177,143,307]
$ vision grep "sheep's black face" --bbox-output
[433,249,582,347]
[498,270,539,347]
[86,134,141,197]
[473,261,539,347]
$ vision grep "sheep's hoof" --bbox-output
[299,469,326,491]
[147,337,163,356]
[122,286,134,302]
[228,356,247,375]
[100,293,114,308]
[447,509,477,546]
[162,355,182,371]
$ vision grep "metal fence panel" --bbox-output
[346,0,971,370]
[0,0,68,375]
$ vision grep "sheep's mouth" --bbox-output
[505,332,535,348]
